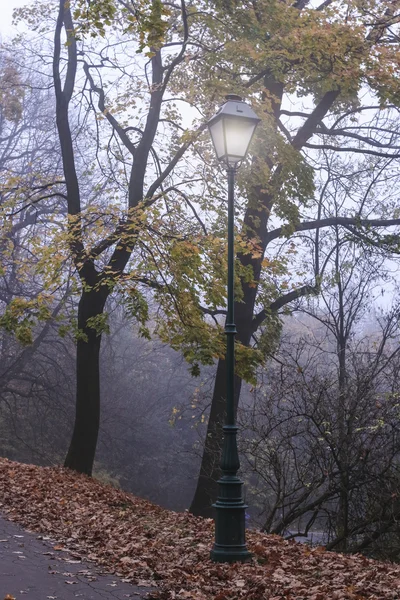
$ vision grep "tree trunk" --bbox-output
[190,299,253,516]
[334,242,349,551]
[64,288,108,475]
[336,336,349,551]
[189,358,247,516]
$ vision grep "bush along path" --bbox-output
[0,458,399,600]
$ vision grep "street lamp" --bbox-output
[208,94,260,563]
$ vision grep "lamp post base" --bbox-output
[210,474,252,563]
[210,544,252,563]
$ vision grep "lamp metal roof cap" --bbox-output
[208,95,261,125]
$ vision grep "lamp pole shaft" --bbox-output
[210,166,252,563]
[226,166,235,426]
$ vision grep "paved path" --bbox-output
[0,514,153,600]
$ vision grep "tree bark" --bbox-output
[64,288,108,474]
[336,333,349,551]
[189,357,246,516]
[190,295,253,515]
[335,245,349,551]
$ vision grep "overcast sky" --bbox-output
[0,0,31,38]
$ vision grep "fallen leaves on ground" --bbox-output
[0,458,399,599]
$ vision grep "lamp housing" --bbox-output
[208,94,260,167]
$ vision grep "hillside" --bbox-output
[0,458,399,599]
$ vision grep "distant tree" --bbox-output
[0,47,76,463]
[239,241,400,560]
[94,302,202,509]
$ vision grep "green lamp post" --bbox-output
[208,95,260,562]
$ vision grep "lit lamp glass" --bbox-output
[208,95,260,166]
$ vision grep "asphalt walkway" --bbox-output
[0,513,152,600]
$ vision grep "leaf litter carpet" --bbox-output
[0,458,399,600]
